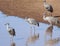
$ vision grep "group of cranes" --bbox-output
[3,16,39,44]
[4,19,60,46]
[42,0,60,39]
[1,0,60,46]
[24,16,60,46]
[42,0,60,46]
[24,0,60,45]
[43,0,60,25]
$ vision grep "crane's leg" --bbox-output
[10,36,14,42]
[48,20,53,25]
[50,33,52,39]
[26,40,28,46]
[30,26,33,36]
[44,33,47,42]
[33,26,36,35]
[55,20,58,24]
[50,12,52,16]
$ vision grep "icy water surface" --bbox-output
[0,12,60,46]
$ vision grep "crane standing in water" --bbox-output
[5,23,16,41]
[24,17,39,46]
[43,13,60,25]
[25,17,39,35]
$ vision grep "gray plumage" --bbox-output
[5,23,16,37]
[25,17,39,27]
[43,0,53,13]
[8,28,16,37]
[43,13,59,25]
[45,25,53,36]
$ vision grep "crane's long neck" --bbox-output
[44,2,47,5]
[43,14,46,20]
[6,24,9,30]
[43,0,47,5]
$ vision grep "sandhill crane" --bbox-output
[26,33,39,46]
[45,37,60,46]
[43,13,60,25]
[43,0,53,15]
[5,23,16,41]
[44,25,53,40]
[25,17,39,35]
[25,17,39,26]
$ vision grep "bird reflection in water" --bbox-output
[45,37,60,46]
[44,25,53,40]
[10,41,16,46]
[26,33,39,46]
